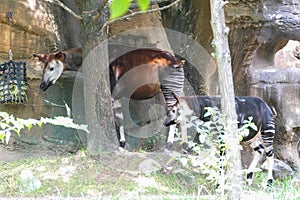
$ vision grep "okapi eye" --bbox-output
[50,67,54,71]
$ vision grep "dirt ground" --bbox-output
[0,145,58,162]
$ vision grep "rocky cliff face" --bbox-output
[0,1,58,60]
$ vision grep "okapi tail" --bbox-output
[271,106,277,118]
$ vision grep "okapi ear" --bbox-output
[55,52,66,61]
[33,54,48,63]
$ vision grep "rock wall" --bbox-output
[0,1,59,59]
[247,1,300,170]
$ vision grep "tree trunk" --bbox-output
[79,0,119,154]
[210,0,242,199]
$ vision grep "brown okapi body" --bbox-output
[164,94,276,186]
[34,44,185,148]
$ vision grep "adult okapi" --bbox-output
[164,94,276,186]
[33,44,185,149]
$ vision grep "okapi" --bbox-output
[33,44,185,149]
[163,94,275,186]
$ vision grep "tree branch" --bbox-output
[40,0,82,20]
[100,0,182,35]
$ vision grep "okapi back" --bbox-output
[109,49,184,100]
[183,96,275,142]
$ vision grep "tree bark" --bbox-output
[210,0,242,199]
[79,0,119,154]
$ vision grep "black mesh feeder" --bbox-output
[0,12,27,103]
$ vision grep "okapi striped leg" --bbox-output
[180,120,189,150]
[166,124,176,149]
[166,123,188,150]
[246,139,264,185]
[262,120,275,186]
[264,144,275,186]
[112,99,126,147]
[266,154,274,186]
[119,126,126,148]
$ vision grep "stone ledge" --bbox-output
[251,67,300,84]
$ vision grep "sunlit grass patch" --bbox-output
[244,171,300,200]
[151,170,214,196]
[0,151,299,199]
[0,153,137,198]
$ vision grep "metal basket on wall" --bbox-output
[0,60,27,103]
[0,12,27,103]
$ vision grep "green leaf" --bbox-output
[109,0,131,20]
[179,157,188,167]
[0,132,5,142]
[37,122,43,127]
[136,0,150,11]
[250,123,258,131]
[27,124,33,131]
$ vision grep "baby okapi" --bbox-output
[163,94,276,186]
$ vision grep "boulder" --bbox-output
[261,159,294,179]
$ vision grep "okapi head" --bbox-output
[33,51,66,91]
[163,93,183,126]
[33,47,82,91]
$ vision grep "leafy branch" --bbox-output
[108,0,182,22]
[176,107,257,193]
[100,0,182,36]
[0,111,89,145]
[39,0,182,26]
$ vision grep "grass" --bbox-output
[246,172,300,200]
[0,152,138,198]
[0,151,299,199]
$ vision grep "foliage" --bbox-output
[0,111,89,144]
[181,107,257,193]
[109,0,150,20]
[142,133,165,151]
